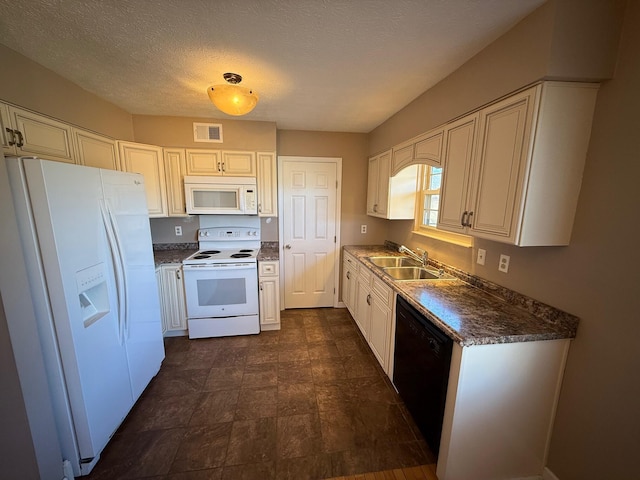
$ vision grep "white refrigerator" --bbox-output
[6,157,165,477]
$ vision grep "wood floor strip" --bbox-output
[324,465,437,480]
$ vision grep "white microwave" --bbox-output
[184,176,257,215]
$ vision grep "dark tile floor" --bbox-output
[85,308,434,480]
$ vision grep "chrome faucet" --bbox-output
[398,245,428,266]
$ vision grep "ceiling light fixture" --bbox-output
[207,73,259,116]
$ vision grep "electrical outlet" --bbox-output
[175,226,183,236]
[361,225,367,234]
[499,254,510,273]
[477,248,486,265]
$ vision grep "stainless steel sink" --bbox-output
[367,256,421,268]
[382,266,456,281]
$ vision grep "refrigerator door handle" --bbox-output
[100,201,127,345]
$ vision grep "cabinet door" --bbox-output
[391,143,414,175]
[161,265,187,332]
[375,150,391,217]
[259,276,280,329]
[222,151,256,176]
[118,141,167,217]
[342,261,355,315]
[369,296,391,371]
[164,148,188,217]
[74,129,119,170]
[366,156,379,215]
[354,277,371,339]
[470,89,536,240]
[1,103,16,155]
[10,106,75,163]
[156,268,167,335]
[414,128,444,166]
[185,149,221,175]
[438,114,479,234]
[257,152,277,216]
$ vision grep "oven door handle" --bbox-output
[183,263,256,271]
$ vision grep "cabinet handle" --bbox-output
[260,282,263,291]
[461,211,468,227]
[284,244,292,249]
[366,293,371,305]
[258,204,262,213]
[346,271,351,280]
[5,128,16,146]
[222,162,225,172]
[217,161,221,172]
[373,204,378,212]
[466,211,474,227]
[15,130,24,148]
[176,270,181,280]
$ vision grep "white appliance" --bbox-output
[184,175,257,215]
[183,222,260,338]
[6,157,165,477]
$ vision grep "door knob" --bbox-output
[284,244,292,249]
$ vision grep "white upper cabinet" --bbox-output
[163,148,188,217]
[185,149,256,176]
[367,149,418,219]
[73,129,119,170]
[438,82,598,246]
[257,151,277,217]
[222,150,256,176]
[118,141,168,217]
[2,104,75,163]
[185,149,221,175]
[438,114,479,234]
[391,127,444,175]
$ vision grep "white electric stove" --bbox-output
[182,225,261,338]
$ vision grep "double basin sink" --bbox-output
[366,256,456,281]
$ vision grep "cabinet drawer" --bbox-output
[343,251,357,267]
[259,261,279,277]
[372,276,392,306]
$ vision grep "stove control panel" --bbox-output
[198,227,259,239]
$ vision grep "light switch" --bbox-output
[477,249,486,265]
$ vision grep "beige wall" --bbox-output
[132,115,276,151]
[368,1,634,478]
[0,44,134,140]
[277,130,386,248]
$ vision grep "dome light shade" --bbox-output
[207,73,258,116]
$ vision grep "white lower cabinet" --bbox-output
[259,261,280,331]
[342,251,358,316]
[350,256,393,374]
[157,264,188,336]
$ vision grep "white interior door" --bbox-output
[281,158,340,308]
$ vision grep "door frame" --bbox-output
[277,156,342,308]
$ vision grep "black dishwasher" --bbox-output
[393,296,453,455]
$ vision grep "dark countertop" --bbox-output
[153,246,197,267]
[258,242,279,261]
[344,245,579,347]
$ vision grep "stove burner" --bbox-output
[231,253,252,258]
[193,254,211,259]
[239,249,254,253]
[200,250,221,254]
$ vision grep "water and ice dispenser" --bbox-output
[76,263,110,328]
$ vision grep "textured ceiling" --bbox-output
[0,0,545,132]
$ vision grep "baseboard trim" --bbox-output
[543,467,560,480]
